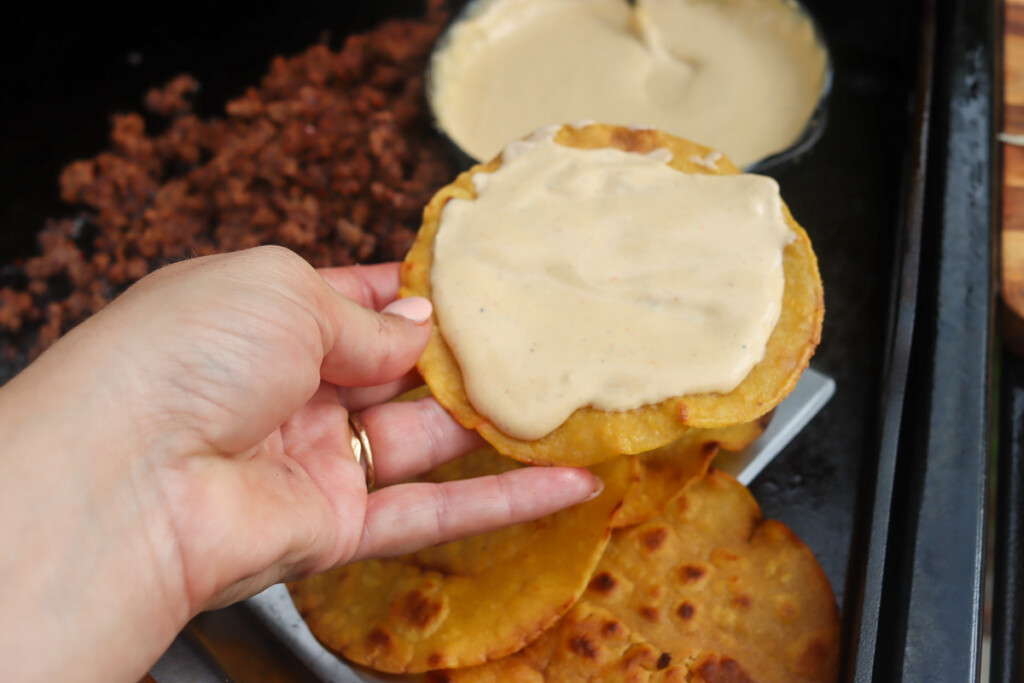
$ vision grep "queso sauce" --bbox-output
[430,131,794,440]
[430,0,828,168]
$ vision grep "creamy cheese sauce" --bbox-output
[431,134,793,440]
[430,0,828,167]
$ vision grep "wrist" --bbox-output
[0,331,191,681]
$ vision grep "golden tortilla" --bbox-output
[434,468,838,683]
[429,603,764,683]
[400,123,823,466]
[287,449,635,673]
[426,603,710,682]
[586,468,839,683]
[615,415,771,528]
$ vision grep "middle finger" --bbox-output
[335,371,426,413]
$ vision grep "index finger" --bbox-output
[317,263,402,311]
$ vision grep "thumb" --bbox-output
[319,295,433,388]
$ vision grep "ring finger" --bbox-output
[354,397,487,487]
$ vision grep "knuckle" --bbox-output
[418,400,449,466]
[429,484,450,545]
[494,472,518,520]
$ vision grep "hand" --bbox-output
[0,246,599,683]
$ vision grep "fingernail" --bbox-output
[582,476,605,503]
[382,297,433,324]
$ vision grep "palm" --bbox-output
[159,382,367,610]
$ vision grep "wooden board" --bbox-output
[1001,0,1024,351]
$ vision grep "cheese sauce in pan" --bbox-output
[430,0,828,168]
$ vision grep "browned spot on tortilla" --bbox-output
[657,652,672,670]
[621,642,659,670]
[680,564,707,582]
[733,595,752,609]
[589,571,617,594]
[696,654,755,683]
[608,126,658,154]
[398,590,445,630]
[641,526,669,552]
[639,605,661,622]
[367,627,392,650]
[677,602,696,620]
[602,619,621,637]
[569,635,600,660]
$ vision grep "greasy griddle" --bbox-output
[0,0,994,679]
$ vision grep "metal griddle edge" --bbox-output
[852,0,995,680]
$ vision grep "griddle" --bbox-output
[0,0,997,680]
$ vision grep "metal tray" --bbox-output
[0,0,996,679]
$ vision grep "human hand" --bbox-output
[0,246,599,682]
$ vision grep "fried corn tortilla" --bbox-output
[400,123,823,466]
[587,468,839,683]
[429,603,763,683]
[425,603,699,683]
[615,415,771,528]
[287,450,635,673]
[437,468,838,683]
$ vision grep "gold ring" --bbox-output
[348,413,376,489]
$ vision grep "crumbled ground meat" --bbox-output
[144,74,201,118]
[0,3,455,366]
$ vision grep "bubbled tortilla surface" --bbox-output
[435,468,839,683]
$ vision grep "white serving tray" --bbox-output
[714,367,836,485]
[241,368,836,683]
